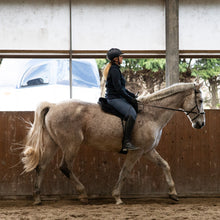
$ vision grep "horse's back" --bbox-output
[44,100,123,151]
[45,100,100,130]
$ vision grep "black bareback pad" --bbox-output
[98,97,124,120]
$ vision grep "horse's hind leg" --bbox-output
[34,165,45,205]
[145,149,179,201]
[33,135,58,205]
[112,150,143,205]
[60,149,88,203]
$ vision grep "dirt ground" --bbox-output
[0,197,220,220]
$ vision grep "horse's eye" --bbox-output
[199,100,203,104]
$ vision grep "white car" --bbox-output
[0,59,101,111]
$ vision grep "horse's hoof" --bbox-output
[169,194,179,202]
[80,198,88,204]
[33,200,42,205]
[115,199,124,205]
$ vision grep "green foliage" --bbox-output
[96,58,166,73]
[191,59,220,108]
[96,57,220,108]
[179,59,190,73]
[122,58,166,72]
[122,59,141,71]
[142,59,166,72]
[96,59,108,70]
[96,58,220,82]
[191,59,220,80]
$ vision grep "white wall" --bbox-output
[0,0,165,51]
[0,0,220,53]
[179,0,220,50]
[71,0,165,50]
[0,0,69,50]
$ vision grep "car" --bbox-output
[0,58,101,111]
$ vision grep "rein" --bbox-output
[139,88,205,121]
[140,103,195,115]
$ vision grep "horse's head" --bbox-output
[182,82,205,129]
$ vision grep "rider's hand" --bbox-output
[130,97,137,105]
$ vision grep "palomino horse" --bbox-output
[22,83,205,205]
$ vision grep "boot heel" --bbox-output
[119,148,128,154]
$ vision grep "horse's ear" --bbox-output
[194,81,203,91]
[198,82,203,89]
[194,75,200,84]
[194,76,203,89]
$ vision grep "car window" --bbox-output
[20,63,50,87]
[56,60,100,88]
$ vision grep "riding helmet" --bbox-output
[107,48,123,61]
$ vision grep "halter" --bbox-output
[140,86,205,121]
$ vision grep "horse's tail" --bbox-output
[22,102,54,173]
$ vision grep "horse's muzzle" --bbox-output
[193,121,205,129]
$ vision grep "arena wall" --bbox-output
[0,110,219,198]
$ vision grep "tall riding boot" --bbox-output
[121,116,139,153]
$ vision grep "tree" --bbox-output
[97,58,166,95]
[96,58,220,108]
[192,59,220,108]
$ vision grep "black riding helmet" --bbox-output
[107,48,123,61]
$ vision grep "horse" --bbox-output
[21,82,205,205]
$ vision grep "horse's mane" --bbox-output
[138,83,195,102]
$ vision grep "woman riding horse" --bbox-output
[103,48,139,153]
[22,82,205,205]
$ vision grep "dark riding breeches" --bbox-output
[107,98,137,120]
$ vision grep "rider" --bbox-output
[103,48,139,153]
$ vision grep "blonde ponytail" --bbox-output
[103,62,112,80]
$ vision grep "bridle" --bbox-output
[186,89,205,121]
[139,87,205,121]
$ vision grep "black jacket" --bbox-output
[105,64,135,103]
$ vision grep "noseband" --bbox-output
[140,86,205,121]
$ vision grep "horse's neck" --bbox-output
[146,92,185,128]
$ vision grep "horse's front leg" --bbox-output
[112,150,143,205]
[145,149,179,201]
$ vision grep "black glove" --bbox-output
[130,98,138,113]
[135,92,139,98]
[130,97,137,105]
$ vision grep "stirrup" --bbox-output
[120,142,139,153]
